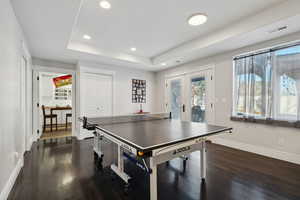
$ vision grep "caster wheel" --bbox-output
[109,171,116,181]
[124,183,130,195]
[96,158,103,170]
[94,152,99,163]
[111,175,117,182]
[98,164,103,171]
[183,160,187,171]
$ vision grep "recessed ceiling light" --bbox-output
[130,47,137,52]
[83,34,91,40]
[161,63,167,66]
[99,1,111,9]
[188,13,208,26]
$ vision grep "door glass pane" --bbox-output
[170,79,182,119]
[191,77,206,122]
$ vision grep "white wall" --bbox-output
[76,62,156,139]
[33,58,76,70]
[0,0,32,199]
[155,31,300,165]
[31,60,156,139]
[78,62,156,115]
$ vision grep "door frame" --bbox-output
[21,41,32,152]
[20,56,27,154]
[164,65,215,123]
[32,66,76,142]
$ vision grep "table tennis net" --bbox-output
[86,113,171,126]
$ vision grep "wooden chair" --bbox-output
[42,105,58,132]
[65,113,72,130]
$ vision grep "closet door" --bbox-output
[81,73,113,117]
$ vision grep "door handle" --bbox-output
[182,104,185,112]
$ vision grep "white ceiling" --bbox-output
[11,0,300,71]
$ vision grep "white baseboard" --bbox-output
[0,157,24,200]
[26,136,33,152]
[212,138,300,165]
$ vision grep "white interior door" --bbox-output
[81,73,113,117]
[165,69,214,124]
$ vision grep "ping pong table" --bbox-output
[82,113,232,200]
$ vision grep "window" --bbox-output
[232,43,300,126]
[279,74,297,116]
[234,53,272,118]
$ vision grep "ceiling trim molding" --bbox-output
[152,0,300,64]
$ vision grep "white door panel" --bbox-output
[82,73,113,117]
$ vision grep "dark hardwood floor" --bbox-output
[8,138,300,200]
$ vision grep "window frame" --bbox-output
[232,42,300,128]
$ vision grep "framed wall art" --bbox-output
[132,79,146,103]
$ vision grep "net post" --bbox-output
[83,116,87,128]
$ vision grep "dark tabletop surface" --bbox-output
[86,115,232,151]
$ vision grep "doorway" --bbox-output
[165,68,215,123]
[34,71,74,140]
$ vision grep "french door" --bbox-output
[165,69,214,123]
[166,76,184,120]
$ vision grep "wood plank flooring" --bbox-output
[40,124,72,140]
[8,138,300,200]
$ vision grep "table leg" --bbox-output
[110,144,130,183]
[66,115,68,131]
[200,141,206,181]
[149,157,158,200]
[118,145,124,172]
[50,109,53,132]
